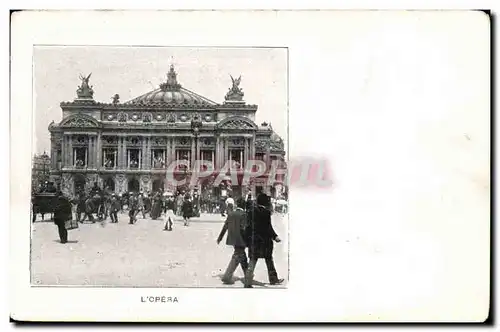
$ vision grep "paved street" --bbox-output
[31,212,289,288]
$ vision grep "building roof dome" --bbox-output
[125,65,217,107]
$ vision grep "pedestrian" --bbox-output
[243,193,284,288]
[83,194,95,223]
[216,198,249,285]
[143,193,151,218]
[182,194,193,226]
[150,192,162,220]
[137,192,145,219]
[128,192,139,224]
[245,193,253,211]
[176,193,183,216]
[164,196,175,231]
[109,194,120,223]
[53,191,72,244]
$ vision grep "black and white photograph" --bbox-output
[30,46,289,288]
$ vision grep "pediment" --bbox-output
[216,116,257,130]
[60,115,99,128]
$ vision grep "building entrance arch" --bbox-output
[152,179,164,192]
[74,174,86,195]
[104,177,115,192]
[128,178,140,193]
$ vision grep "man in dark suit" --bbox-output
[244,193,284,288]
[217,198,249,285]
[53,191,72,244]
[129,192,139,224]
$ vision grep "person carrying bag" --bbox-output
[53,191,75,244]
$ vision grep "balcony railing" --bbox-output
[152,161,166,169]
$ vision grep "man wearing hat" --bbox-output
[53,191,72,244]
[217,197,249,284]
[128,192,139,224]
[244,193,284,288]
[109,194,120,223]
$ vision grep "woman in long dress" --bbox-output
[150,192,163,220]
[182,194,193,226]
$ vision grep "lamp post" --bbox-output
[190,114,203,181]
[190,115,203,213]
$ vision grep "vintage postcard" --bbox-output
[10,10,490,322]
[30,46,289,289]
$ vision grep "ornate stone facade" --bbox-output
[48,66,286,198]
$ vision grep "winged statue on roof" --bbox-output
[76,73,94,99]
[230,75,241,88]
[225,74,244,101]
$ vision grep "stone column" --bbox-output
[195,137,201,166]
[265,140,271,170]
[89,136,94,168]
[250,134,256,160]
[141,137,147,169]
[146,137,151,169]
[244,137,249,167]
[171,137,176,164]
[223,137,229,165]
[61,136,67,167]
[117,137,122,169]
[68,135,73,167]
[87,136,92,168]
[122,137,127,168]
[215,135,220,169]
[96,133,102,169]
[165,137,170,166]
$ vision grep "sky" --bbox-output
[33,46,287,155]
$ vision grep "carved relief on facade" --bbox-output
[270,138,285,151]
[219,119,254,129]
[201,137,214,146]
[151,137,167,146]
[96,175,104,189]
[115,174,126,193]
[140,175,151,192]
[105,113,115,121]
[102,135,118,146]
[166,113,176,123]
[61,173,73,197]
[255,139,268,152]
[155,114,164,121]
[131,114,140,122]
[230,138,244,146]
[61,117,98,128]
[204,114,212,122]
[117,112,128,122]
[72,135,89,146]
[126,136,141,146]
[85,174,99,191]
[176,137,190,146]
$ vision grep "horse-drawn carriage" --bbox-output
[32,192,57,222]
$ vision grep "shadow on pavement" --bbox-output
[52,240,79,244]
[213,273,267,287]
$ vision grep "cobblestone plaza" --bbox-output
[31,213,289,288]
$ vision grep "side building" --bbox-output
[48,65,286,199]
[31,152,51,193]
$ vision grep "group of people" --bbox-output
[49,187,285,288]
[216,193,284,288]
